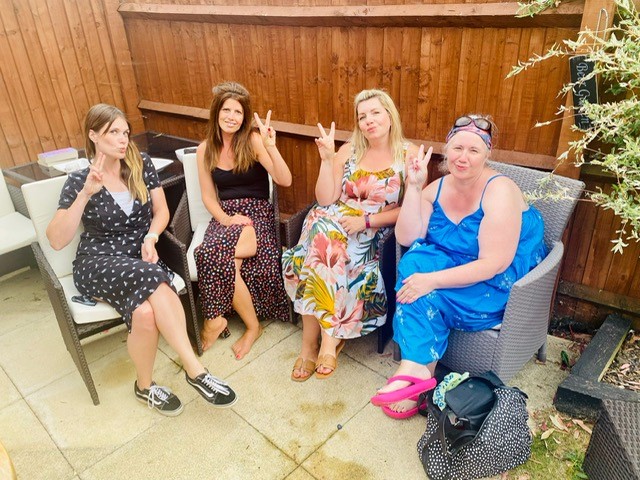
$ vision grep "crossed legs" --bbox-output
[201,226,263,359]
[128,283,206,389]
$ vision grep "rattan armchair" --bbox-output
[392,161,585,382]
[22,175,199,405]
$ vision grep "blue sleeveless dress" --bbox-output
[393,175,548,365]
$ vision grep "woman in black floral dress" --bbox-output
[47,104,237,415]
[195,82,291,359]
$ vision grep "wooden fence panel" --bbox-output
[0,0,140,168]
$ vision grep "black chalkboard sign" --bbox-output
[569,55,598,130]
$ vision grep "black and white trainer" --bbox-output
[185,370,237,407]
[134,381,184,416]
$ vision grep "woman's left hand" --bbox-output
[397,273,436,304]
[142,238,159,263]
[254,111,276,147]
[339,215,366,236]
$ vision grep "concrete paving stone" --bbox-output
[341,331,399,382]
[0,316,128,397]
[159,315,300,382]
[303,401,427,480]
[510,335,574,413]
[0,366,20,410]
[284,466,318,480]
[229,331,387,463]
[0,267,49,336]
[81,398,297,480]
[25,344,195,474]
[0,399,76,480]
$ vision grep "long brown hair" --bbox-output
[203,82,255,173]
[84,104,148,203]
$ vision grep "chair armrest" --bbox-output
[498,241,564,341]
[156,229,191,286]
[168,192,193,246]
[282,203,314,248]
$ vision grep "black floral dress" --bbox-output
[194,162,288,322]
[58,154,172,331]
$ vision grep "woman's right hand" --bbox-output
[406,145,432,187]
[315,122,336,163]
[221,214,253,226]
[82,152,105,197]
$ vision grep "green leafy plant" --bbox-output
[510,0,640,253]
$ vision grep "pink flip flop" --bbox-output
[380,393,428,420]
[370,375,437,406]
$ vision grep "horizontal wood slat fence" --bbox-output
[0,0,636,327]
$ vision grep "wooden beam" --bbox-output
[558,280,640,318]
[138,99,558,169]
[119,2,584,28]
[555,0,617,178]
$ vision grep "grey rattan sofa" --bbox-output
[22,175,199,405]
[393,161,585,382]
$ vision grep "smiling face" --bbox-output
[90,116,130,160]
[445,130,490,179]
[218,98,244,135]
[356,97,391,142]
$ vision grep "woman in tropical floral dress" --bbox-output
[283,89,418,381]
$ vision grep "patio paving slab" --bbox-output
[81,399,298,480]
[302,401,426,480]
[0,267,49,336]
[0,316,128,397]
[229,330,386,464]
[0,399,75,480]
[0,366,20,411]
[24,343,193,474]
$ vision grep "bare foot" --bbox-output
[232,326,263,360]
[387,398,418,414]
[201,316,228,351]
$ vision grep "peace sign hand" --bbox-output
[406,144,432,188]
[83,152,105,197]
[254,111,276,147]
[315,122,336,163]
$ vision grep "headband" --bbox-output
[445,124,492,150]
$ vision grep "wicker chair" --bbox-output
[0,172,36,276]
[165,152,292,327]
[392,161,585,382]
[22,175,199,405]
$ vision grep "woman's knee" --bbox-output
[235,226,257,258]
[132,301,157,333]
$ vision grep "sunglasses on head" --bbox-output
[453,116,492,134]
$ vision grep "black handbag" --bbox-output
[417,371,532,480]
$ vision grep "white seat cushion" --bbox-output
[60,270,187,325]
[59,275,121,324]
[22,176,80,278]
[186,222,208,281]
[0,212,36,255]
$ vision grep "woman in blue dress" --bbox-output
[370,115,547,418]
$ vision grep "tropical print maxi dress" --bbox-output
[282,149,405,339]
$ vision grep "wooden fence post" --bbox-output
[555,0,616,178]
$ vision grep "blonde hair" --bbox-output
[351,89,407,166]
[204,82,255,174]
[84,104,147,203]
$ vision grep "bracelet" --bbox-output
[144,232,159,243]
[364,214,371,229]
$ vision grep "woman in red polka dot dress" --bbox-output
[194,82,292,359]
